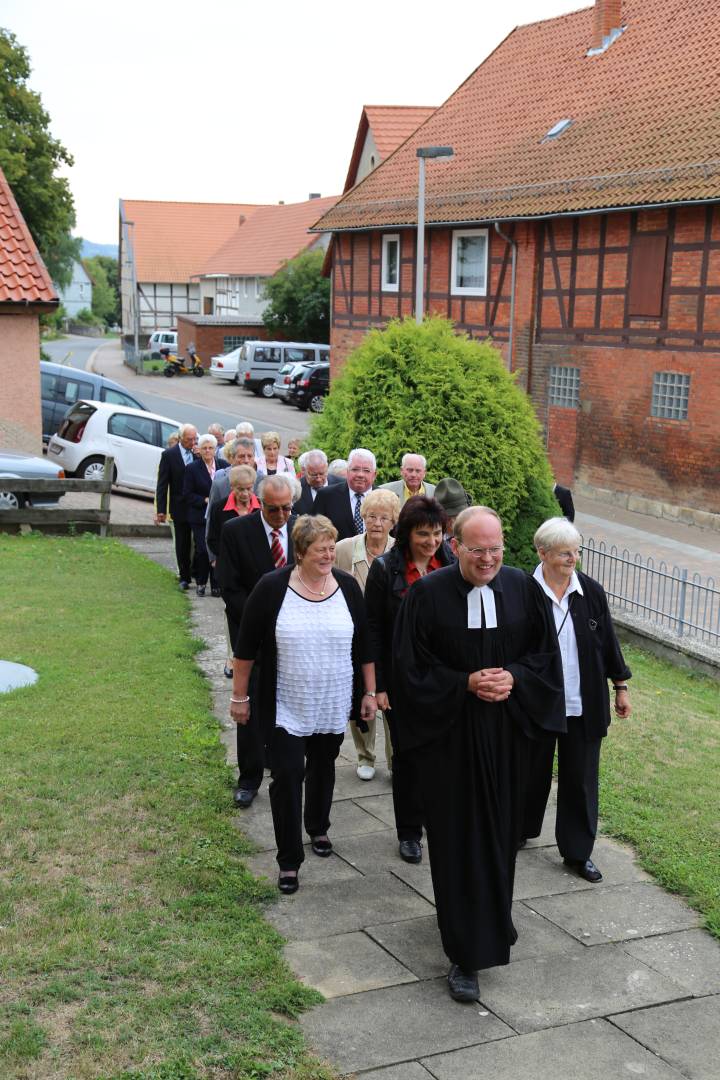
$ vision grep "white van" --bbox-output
[238,341,330,398]
[147,330,178,356]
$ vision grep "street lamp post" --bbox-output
[415,146,454,324]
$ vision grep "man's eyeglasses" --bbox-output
[459,544,504,558]
[262,501,292,513]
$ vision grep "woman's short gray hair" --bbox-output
[533,517,582,552]
[198,434,218,450]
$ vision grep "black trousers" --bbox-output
[173,519,193,583]
[226,611,266,793]
[523,718,602,863]
[190,523,211,587]
[386,708,423,843]
[268,725,343,871]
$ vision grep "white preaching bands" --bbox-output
[467,586,498,629]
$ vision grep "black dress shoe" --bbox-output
[233,787,257,809]
[447,964,479,1002]
[196,585,206,596]
[211,587,222,597]
[278,872,299,894]
[563,857,603,883]
[311,837,333,857]
[399,839,422,864]
[178,580,190,591]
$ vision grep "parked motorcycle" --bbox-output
[161,347,204,378]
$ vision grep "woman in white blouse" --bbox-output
[256,431,295,475]
[231,515,376,894]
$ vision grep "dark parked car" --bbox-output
[286,361,330,413]
[0,451,65,509]
[40,361,146,444]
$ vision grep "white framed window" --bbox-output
[451,229,488,295]
[255,277,264,300]
[381,234,400,292]
[243,277,249,299]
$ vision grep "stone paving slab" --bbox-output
[514,840,651,901]
[357,1064,435,1080]
[334,830,428,876]
[284,930,417,998]
[334,764,393,800]
[356,792,397,828]
[509,903,587,963]
[420,1017,686,1080]
[611,995,720,1080]
[235,795,389,852]
[244,846,364,886]
[620,928,720,996]
[266,872,435,941]
[300,978,513,1075]
[391,863,436,904]
[526,882,703,945]
[476,945,687,1033]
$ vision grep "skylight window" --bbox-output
[542,119,572,142]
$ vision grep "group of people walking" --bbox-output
[156,431,632,1003]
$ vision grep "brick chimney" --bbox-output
[592,0,622,50]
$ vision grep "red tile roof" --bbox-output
[344,106,437,191]
[0,166,57,305]
[315,0,720,232]
[120,199,266,283]
[197,196,339,278]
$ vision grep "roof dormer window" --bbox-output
[542,119,573,142]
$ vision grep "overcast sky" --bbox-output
[2,0,586,243]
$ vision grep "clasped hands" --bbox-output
[467,667,514,702]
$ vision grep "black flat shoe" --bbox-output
[563,857,603,883]
[311,837,333,857]
[233,787,257,809]
[399,839,422,864]
[278,872,299,894]
[178,580,190,591]
[211,587,222,597]
[448,964,479,1002]
[196,585,206,597]
[223,665,233,679]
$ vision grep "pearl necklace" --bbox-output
[296,570,330,596]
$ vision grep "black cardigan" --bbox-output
[234,565,373,738]
[365,540,454,695]
[532,569,632,739]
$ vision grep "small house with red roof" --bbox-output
[313,0,720,516]
[0,166,58,453]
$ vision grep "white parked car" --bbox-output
[47,400,181,493]
[209,346,242,384]
[147,329,178,356]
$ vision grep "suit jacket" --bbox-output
[312,482,372,541]
[553,484,575,522]
[379,479,436,505]
[155,443,191,522]
[216,510,296,626]
[293,473,343,516]
[183,457,217,526]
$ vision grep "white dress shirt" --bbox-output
[533,564,583,716]
[261,515,289,561]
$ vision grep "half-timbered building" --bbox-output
[313,0,720,516]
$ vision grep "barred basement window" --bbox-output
[651,372,690,420]
[549,366,580,408]
[223,335,248,352]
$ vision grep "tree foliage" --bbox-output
[310,317,559,569]
[262,249,330,343]
[0,28,79,287]
[83,255,120,327]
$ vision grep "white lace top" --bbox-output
[274,587,354,736]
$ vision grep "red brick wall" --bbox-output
[176,317,272,366]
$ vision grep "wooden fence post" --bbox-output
[100,456,114,537]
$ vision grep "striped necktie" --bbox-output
[270,529,286,568]
[353,493,364,534]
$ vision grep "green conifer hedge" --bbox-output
[310,316,559,569]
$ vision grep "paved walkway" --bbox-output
[126,537,720,1080]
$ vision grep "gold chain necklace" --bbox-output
[296,570,330,596]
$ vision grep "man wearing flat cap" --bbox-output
[433,477,471,541]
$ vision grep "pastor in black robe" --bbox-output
[393,561,564,972]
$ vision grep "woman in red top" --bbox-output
[365,496,453,864]
[208,465,262,678]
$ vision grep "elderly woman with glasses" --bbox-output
[364,495,453,864]
[183,433,226,596]
[335,488,401,781]
[522,517,632,884]
[231,515,376,894]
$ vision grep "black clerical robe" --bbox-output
[393,562,564,971]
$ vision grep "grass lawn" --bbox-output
[599,642,720,936]
[0,534,332,1080]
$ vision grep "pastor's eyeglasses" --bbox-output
[459,544,504,558]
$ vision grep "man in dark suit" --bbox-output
[553,483,575,522]
[155,423,198,589]
[217,473,297,808]
[294,449,343,516]
[311,447,376,540]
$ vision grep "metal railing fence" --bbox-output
[580,537,720,647]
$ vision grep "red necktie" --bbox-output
[270,529,286,568]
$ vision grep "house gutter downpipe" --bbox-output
[494,221,517,370]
